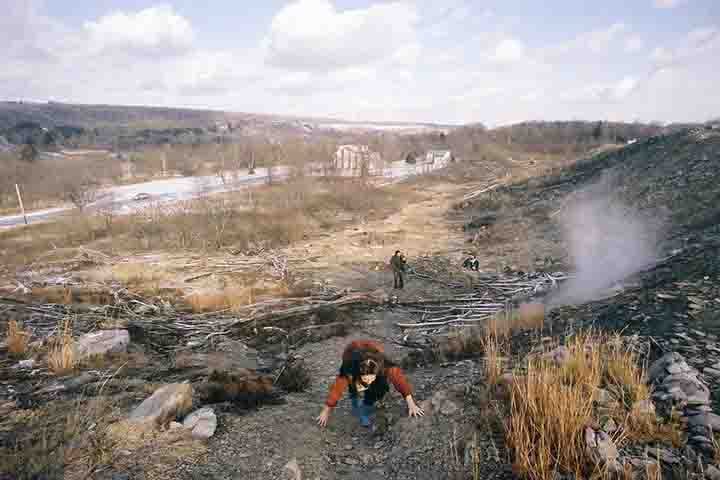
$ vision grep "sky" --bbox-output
[3,0,719,126]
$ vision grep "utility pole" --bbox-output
[15,184,28,225]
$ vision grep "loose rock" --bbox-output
[129,383,193,426]
[585,427,621,473]
[75,329,129,359]
[283,458,302,480]
[183,407,217,439]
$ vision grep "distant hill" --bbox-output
[0,101,232,130]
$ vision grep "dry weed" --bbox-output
[481,332,504,386]
[48,318,76,375]
[7,320,31,358]
[508,358,596,480]
[506,331,655,480]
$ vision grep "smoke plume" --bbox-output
[547,176,664,307]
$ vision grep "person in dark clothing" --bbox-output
[463,254,479,271]
[316,340,424,428]
[390,250,406,289]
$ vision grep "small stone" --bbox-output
[344,457,359,466]
[129,384,193,426]
[690,436,713,444]
[667,362,691,375]
[283,458,302,480]
[169,421,183,430]
[585,427,620,472]
[183,407,217,439]
[344,445,353,451]
[647,448,680,464]
[74,329,129,359]
[543,346,570,366]
[430,390,448,408]
[17,359,35,369]
[602,418,618,434]
[687,412,720,431]
[440,400,459,416]
[703,368,720,377]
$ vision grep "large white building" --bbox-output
[333,144,383,171]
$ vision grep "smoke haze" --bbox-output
[547,176,665,307]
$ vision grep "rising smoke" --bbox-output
[546,174,665,308]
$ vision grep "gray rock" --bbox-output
[687,412,720,431]
[17,359,35,369]
[648,352,684,382]
[585,427,620,472]
[690,435,713,444]
[75,329,129,359]
[183,407,217,439]
[602,418,618,434]
[430,390,448,409]
[647,448,680,465]
[667,361,692,375]
[705,465,720,480]
[440,401,459,416]
[283,458,302,480]
[543,346,570,366]
[129,383,193,426]
[703,367,720,377]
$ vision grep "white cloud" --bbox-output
[83,5,195,56]
[264,0,418,72]
[653,0,688,9]
[625,35,644,53]
[650,26,720,68]
[543,23,627,59]
[561,75,639,103]
[490,38,526,63]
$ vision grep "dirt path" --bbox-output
[173,319,504,480]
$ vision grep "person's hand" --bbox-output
[317,406,331,428]
[406,396,425,418]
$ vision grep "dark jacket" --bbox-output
[390,254,406,272]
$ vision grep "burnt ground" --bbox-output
[459,127,720,405]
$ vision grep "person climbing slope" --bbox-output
[316,339,424,428]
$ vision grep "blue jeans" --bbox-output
[351,396,374,427]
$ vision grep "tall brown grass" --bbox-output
[6,320,31,358]
[48,318,76,375]
[506,331,654,480]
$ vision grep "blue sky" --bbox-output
[4,0,719,125]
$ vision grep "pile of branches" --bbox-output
[1,286,387,353]
[395,268,572,334]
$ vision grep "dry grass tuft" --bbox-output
[7,320,31,358]
[481,331,505,387]
[48,318,76,375]
[485,302,545,339]
[187,287,253,313]
[507,353,597,480]
[506,331,658,480]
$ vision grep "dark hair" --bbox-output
[340,348,395,399]
[395,250,401,255]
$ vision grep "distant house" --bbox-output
[425,149,452,164]
[333,144,383,171]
